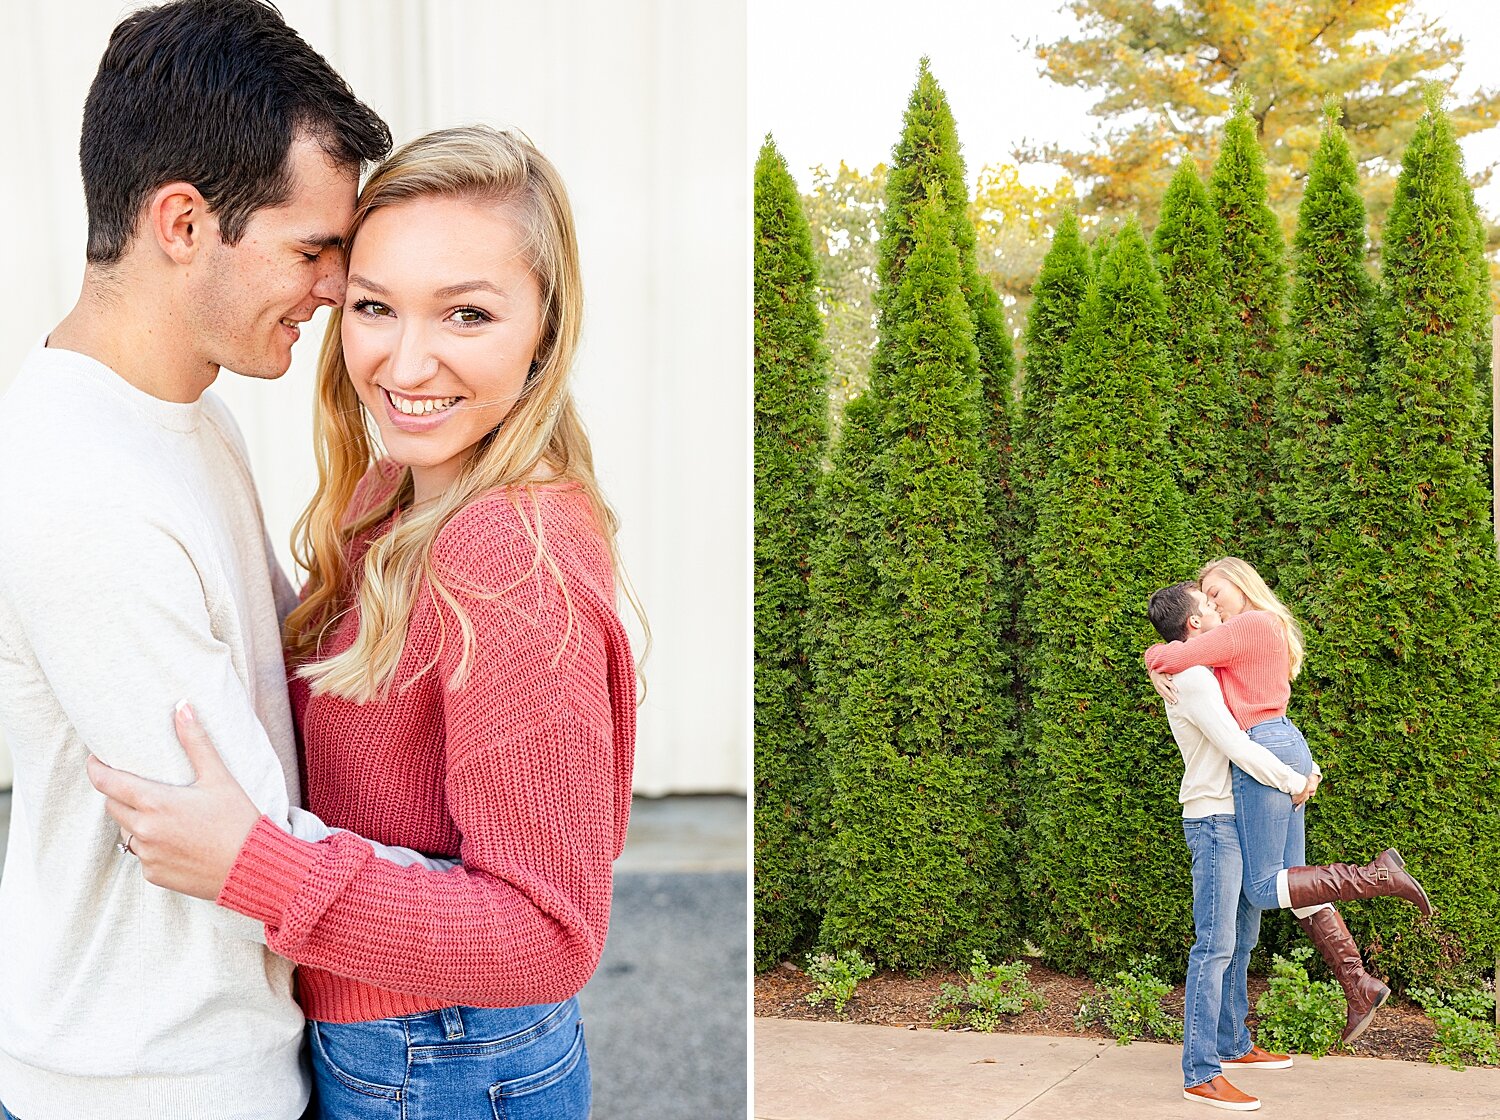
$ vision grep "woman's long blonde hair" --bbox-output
[284,125,644,702]
[1200,556,1304,681]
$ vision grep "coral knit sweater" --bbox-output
[217,468,636,1023]
[1144,609,1290,731]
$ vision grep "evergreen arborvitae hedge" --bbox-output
[1297,97,1500,988]
[1015,209,1091,607]
[1210,92,1287,565]
[1013,211,1092,879]
[810,62,1019,966]
[816,187,1013,968]
[878,60,1021,629]
[1025,221,1195,977]
[1152,159,1234,556]
[1257,107,1375,968]
[1270,104,1373,590]
[753,137,831,969]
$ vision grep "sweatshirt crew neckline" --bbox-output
[36,338,204,433]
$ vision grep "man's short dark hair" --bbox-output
[1147,582,1200,643]
[80,0,391,263]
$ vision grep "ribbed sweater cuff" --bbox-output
[218,816,321,927]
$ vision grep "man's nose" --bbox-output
[312,255,347,307]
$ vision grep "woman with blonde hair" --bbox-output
[1146,556,1429,1048]
[86,125,638,1118]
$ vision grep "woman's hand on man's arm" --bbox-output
[85,701,261,900]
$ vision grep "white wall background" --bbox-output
[0,0,748,794]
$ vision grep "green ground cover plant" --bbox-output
[804,951,876,1015]
[1409,987,1500,1070]
[931,951,1044,1031]
[1253,947,1345,1058]
[1075,956,1183,1045]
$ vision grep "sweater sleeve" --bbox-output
[1145,613,1250,674]
[1175,670,1308,797]
[217,498,625,1006]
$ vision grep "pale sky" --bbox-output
[749,0,1500,213]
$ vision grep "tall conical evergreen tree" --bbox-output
[752,137,832,969]
[1296,95,1500,987]
[877,60,1021,624]
[1153,159,1235,556]
[817,188,1013,968]
[1015,209,1091,585]
[810,61,1020,965]
[1013,210,1092,819]
[1210,91,1287,564]
[1025,222,1195,976]
[1256,106,1376,968]
[1270,103,1374,591]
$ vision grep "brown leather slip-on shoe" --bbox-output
[1184,1075,1260,1111]
[1223,1045,1293,1070]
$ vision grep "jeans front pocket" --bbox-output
[309,1018,408,1115]
[489,1018,591,1120]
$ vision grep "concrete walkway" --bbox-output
[755,1018,1500,1120]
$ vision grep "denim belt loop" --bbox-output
[440,1005,465,1040]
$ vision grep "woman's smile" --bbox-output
[380,386,465,430]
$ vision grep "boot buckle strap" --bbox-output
[1375,867,1390,882]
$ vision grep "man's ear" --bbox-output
[145,181,211,265]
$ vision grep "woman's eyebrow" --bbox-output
[347,274,389,294]
[433,280,508,299]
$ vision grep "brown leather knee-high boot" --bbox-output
[1294,906,1391,1045]
[1284,848,1433,916]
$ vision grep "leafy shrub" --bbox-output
[1253,947,1345,1058]
[804,951,875,1015]
[1410,987,1500,1070]
[931,951,1044,1031]
[1075,956,1183,1044]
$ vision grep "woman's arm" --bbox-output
[1144,611,1256,674]
[217,500,633,1006]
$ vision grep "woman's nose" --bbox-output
[387,329,440,388]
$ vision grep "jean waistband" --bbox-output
[384,998,578,1047]
[1250,716,1293,729]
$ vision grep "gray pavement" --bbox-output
[755,1017,1500,1120]
[0,791,748,1120]
[584,796,748,1120]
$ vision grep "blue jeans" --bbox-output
[1182,814,1261,1087]
[309,998,590,1120]
[1,1103,16,1120]
[1230,717,1315,912]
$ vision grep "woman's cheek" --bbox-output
[341,324,383,393]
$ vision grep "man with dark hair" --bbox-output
[1146,582,1322,1113]
[0,3,395,1117]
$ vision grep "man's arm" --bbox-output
[0,485,304,940]
[1175,670,1310,797]
[2,486,455,902]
